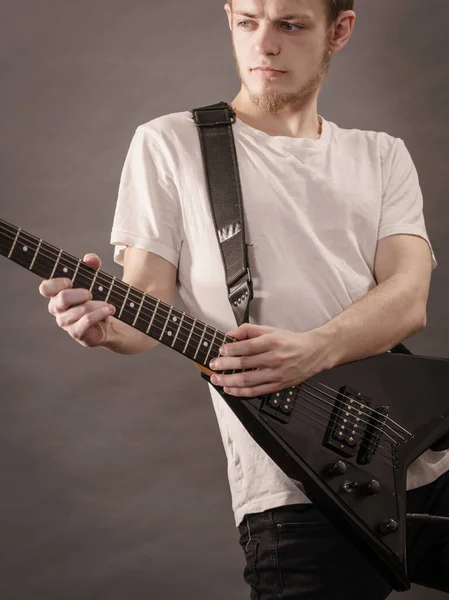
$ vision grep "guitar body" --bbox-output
[202,352,449,591]
[1,218,449,591]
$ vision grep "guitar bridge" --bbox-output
[323,386,372,458]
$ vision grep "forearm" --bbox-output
[102,317,159,355]
[315,273,428,370]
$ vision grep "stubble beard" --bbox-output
[232,37,332,114]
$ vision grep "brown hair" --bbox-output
[228,0,355,24]
[328,0,354,22]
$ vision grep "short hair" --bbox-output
[328,0,354,23]
[228,0,355,24]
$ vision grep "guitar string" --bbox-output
[0,232,404,456]
[254,379,398,457]
[269,399,397,469]
[0,225,412,444]
[301,382,407,443]
[294,388,397,458]
[0,230,405,451]
[0,223,413,441]
[289,394,396,466]
[0,224,413,442]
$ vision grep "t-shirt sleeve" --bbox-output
[378,137,437,269]
[110,125,183,268]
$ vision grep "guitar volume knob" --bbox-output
[326,461,347,477]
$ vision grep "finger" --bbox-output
[223,383,283,398]
[83,253,102,270]
[70,305,115,342]
[221,334,272,357]
[211,368,274,389]
[210,352,272,372]
[52,288,92,314]
[39,278,73,298]
[56,301,114,327]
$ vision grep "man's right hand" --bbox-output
[39,253,116,348]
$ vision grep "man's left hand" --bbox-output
[208,323,332,397]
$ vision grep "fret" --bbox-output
[146,299,160,334]
[105,277,116,303]
[10,230,38,270]
[29,239,42,271]
[193,323,209,363]
[72,259,81,284]
[171,312,185,347]
[89,269,100,292]
[30,240,58,279]
[90,273,111,302]
[157,307,185,347]
[7,228,21,258]
[193,324,217,366]
[204,329,218,364]
[114,284,139,326]
[132,292,146,327]
[52,252,77,281]
[50,249,63,279]
[118,286,131,319]
[183,318,196,355]
[159,306,173,341]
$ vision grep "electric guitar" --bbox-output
[1,217,449,592]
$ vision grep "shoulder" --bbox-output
[135,110,198,149]
[327,120,401,163]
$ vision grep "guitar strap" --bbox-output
[192,101,253,327]
[191,101,413,354]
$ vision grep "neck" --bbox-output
[230,93,322,139]
[0,218,239,373]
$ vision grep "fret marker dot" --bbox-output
[173,317,178,323]
[130,302,135,308]
[167,331,173,337]
[23,246,28,252]
[98,286,104,292]
[204,342,208,347]
[63,267,68,273]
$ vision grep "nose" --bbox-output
[254,23,281,56]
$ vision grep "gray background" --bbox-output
[0,0,448,598]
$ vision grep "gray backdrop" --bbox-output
[1,1,448,598]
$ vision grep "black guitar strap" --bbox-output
[192,101,253,327]
[191,101,414,357]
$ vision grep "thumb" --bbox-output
[83,253,102,270]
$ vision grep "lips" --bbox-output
[253,67,285,72]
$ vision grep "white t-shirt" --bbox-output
[110,109,445,528]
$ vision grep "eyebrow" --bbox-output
[234,11,313,20]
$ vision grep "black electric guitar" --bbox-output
[1,217,449,592]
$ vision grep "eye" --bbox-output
[237,20,253,28]
[280,22,303,31]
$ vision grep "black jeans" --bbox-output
[237,471,449,599]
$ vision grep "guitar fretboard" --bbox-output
[0,218,238,370]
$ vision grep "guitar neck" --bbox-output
[0,218,234,369]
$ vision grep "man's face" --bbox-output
[225,0,333,113]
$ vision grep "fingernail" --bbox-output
[209,360,217,369]
[108,305,116,314]
[210,375,219,384]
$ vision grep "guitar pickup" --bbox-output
[260,388,297,424]
[357,405,389,465]
[323,386,371,459]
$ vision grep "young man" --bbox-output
[40,0,449,597]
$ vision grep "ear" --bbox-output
[328,10,356,54]
[224,3,233,31]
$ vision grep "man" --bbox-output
[40,0,449,597]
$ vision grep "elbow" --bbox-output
[412,305,427,333]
